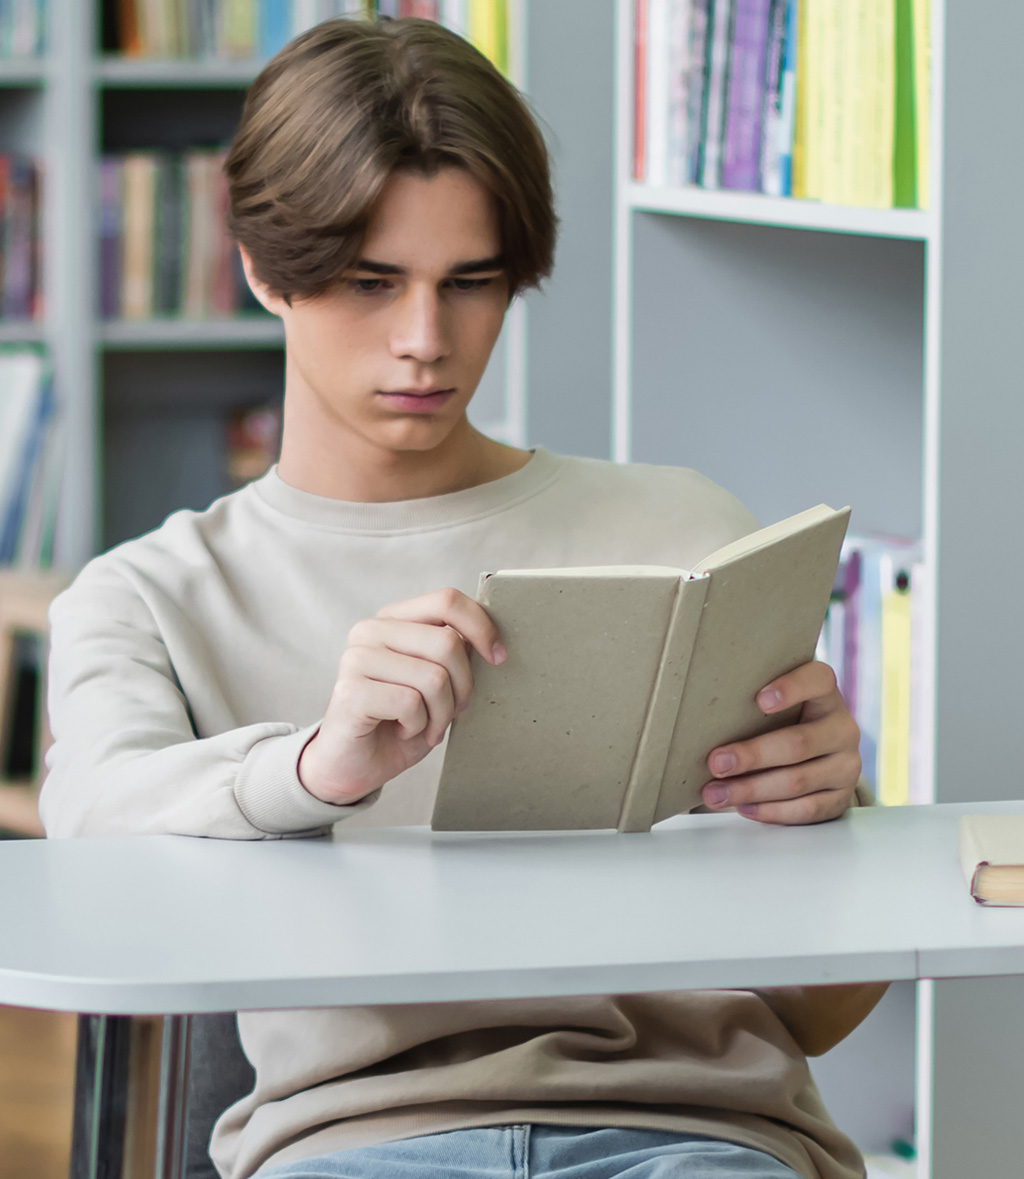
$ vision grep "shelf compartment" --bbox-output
[627,183,936,242]
[100,317,284,350]
[0,320,45,343]
[0,60,46,88]
[95,58,263,88]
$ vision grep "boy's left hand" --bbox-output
[701,661,861,825]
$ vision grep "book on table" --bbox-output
[432,503,851,833]
[959,815,1024,906]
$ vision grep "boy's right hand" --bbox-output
[298,588,506,806]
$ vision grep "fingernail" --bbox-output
[705,784,729,807]
[491,643,507,664]
[757,688,783,712]
[711,751,736,776]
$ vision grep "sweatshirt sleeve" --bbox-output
[39,559,378,840]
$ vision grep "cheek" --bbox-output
[458,299,508,370]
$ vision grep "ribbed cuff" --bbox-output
[234,724,381,835]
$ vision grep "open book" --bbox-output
[432,504,851,833]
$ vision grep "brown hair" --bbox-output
[226,17,556,303]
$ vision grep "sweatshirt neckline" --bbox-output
[251,447,563,534]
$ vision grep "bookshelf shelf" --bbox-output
[99,317,284,350]
[0,59,46,87]
[626,183,936,242]
[0,320,46,343]
[95,57,262,88]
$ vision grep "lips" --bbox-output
[377,388,456,413]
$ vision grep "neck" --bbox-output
[276,409,529,504]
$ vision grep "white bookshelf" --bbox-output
[613,2,1024,1178]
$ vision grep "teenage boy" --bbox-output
[40,17,882,1179]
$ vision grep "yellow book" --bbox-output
[838,2,862,205]
[878,568,912,807]
[467,0,507,75]
[913,0,931,208]
[803,0,825,200]
[121,153,157,322]
[818,0,844,204]
[872,0,896,208]
[790,0,810,197]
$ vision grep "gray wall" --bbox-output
[522,0,616,459]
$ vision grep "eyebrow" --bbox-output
[355,254,506,277]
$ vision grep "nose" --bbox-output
[390,284,449,365]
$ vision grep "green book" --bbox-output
[892,0,917,208]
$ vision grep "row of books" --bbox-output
[634,0,931,210]
[100,150,261,322]
[112,0,509,73]
[816,535,930,807]
[0,0,45,58]
[0,347,61,569]
[0,155,42,322]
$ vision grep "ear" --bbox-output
[237,245,289,317]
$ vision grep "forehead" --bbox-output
[361,167,501,270]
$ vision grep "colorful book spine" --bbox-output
[633,0,648,181]
[466,0,506,73]
[665,0,694,188]
[892,0,917,207]
[645,0,671,188]
[1,155,41,321]
[912,0,930,209]
[684,0,711,184]
[878,559,912,806]
[99,158,123,320]
[260,0,293,56]
[758,0,789,196]
[720,0,771,191]
[699,0,734,189]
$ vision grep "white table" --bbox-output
[2,800,1023,1176]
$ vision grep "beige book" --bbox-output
[959,814,1024,906]
[120,154,158,322]
[432,504,851,833]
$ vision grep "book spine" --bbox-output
[912,0,930,208]
[1,156,36,320]
[466,0,506,73]
[877,558,912,806]
[118,0,143,55]
[120,153,157,321]
[816,0,842,204]
[644,0,670,188]
[99,157,124,320]
[836,1,860,205]
[684,0,710,185]
[633,0,647,181]
[759,0,788,196]
[665,0,693,188]
[698,0,734,189]
[892,0,917,207]
[618,575,709,832]
[871,0,896,208]
[789,0,808,195]
[260,0,293,58]
[720,0,772,192]
[440,0,467,35]
[0,372,53,565]
[211,151,237,316]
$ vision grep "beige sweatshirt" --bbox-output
[40,448,867,1179]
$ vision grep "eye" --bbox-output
[448,277,494,293]
[350,278,391,295]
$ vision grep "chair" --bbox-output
[186,1013,256,1179]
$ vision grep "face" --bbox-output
[243,167,509,461]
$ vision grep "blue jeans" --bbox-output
[258,1125,802,1177]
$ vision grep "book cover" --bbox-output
[433,504,850,833]
[699,0,734,188]
[721,0,772,192]
[959,815,1024,907]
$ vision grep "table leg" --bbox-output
[69,1013,192,1179]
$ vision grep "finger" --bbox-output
[346,618,474,712]
[702,748,861,814]
[707,709,860,779]
[734,781,855,826]
[376,588,506,664]
[341,647,457,745]
[756,660,843,721]
[338,676,430,743]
